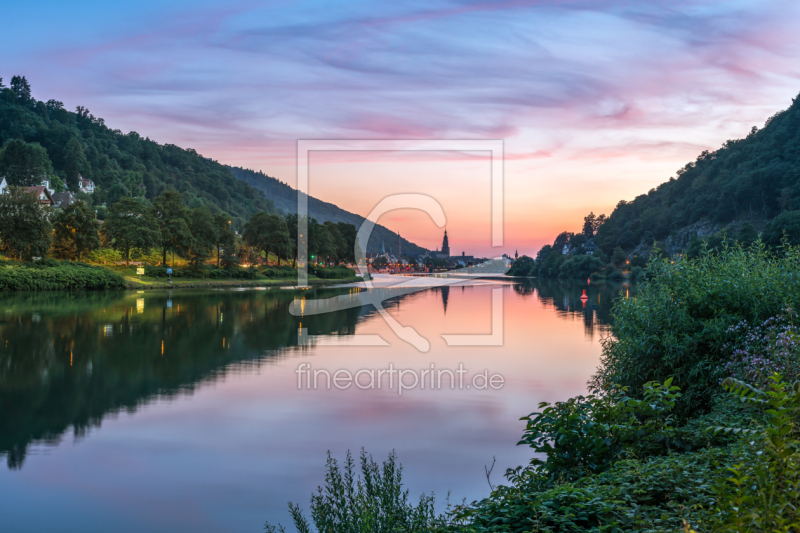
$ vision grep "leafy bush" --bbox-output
[0,259,126,291]
[459,446,730,533]
[310,265,356,279]
[143,264,261,280]
[261,265,298,279]
[267,450,449,533]
[510,379,683,486]
[596,243,800,415]
[628,265,645,282]
[722,314,800,384]
[711,374,800,531]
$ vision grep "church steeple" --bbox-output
[441,230,450,256]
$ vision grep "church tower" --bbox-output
[441,230,450,257]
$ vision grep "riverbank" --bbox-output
[0,259,363,291]
[123,276,364,290]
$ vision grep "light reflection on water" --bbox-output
[0,280,629,532]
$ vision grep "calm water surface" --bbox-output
[0,279,629,532]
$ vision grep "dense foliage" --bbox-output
[0,76,276,229]
[0,258,126,290]
[0,186,52,259]
[52,200,100,260]
[593,92,800,255]
[231,166,427,255]
[597,243,800,415]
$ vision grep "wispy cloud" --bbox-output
[3,0,800,254]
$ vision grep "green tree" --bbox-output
[582,212,597,238]
[152,190,192,266]
[284,213,300,267]
[0,186,52,259]
[9,75,31,102]
[212,212,236,267]
[52,201,101,260]
[763,211,800,248]
[611,246,627,268]
[309,218,334,264]
[60,136,87,190]
[507,255,534,276]
[101,197,161,266]
[243,212,290,265]
[336,222,358,264]
[323,221,345,264]
[0,139,54,187]
[185,207,217,270]
[737,222,758,247]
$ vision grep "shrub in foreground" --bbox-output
[597,243,800,415]
[267,450,450,533]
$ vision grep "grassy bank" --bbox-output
[0,259,127,290]
[270,243,800,532]
[0,260,362,291]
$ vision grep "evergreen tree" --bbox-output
[9,76,31,102]
[582,212,596,238]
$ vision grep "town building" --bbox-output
[25,186,55,206]
[78,176,96,194]
[0,177,7,195]
[52,191,78,209]
[428,230,451,260]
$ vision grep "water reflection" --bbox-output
[513,279,633,339]
[0,280,626,471]
[0,288,362,469]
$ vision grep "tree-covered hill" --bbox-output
[594,91,800,255]
[0,75,430,255]
[230,166,428,255]
[0,75,275,228]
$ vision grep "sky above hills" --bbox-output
[4,0,800,256]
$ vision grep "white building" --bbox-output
[78,175,96,194]
[0,177,7,194]
[40,178,55,195]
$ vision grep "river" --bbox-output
[0,277,629,532]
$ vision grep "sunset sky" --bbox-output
[4,0,800,256]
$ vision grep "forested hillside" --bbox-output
[594,91,800,255]
[230,166,427,255]
[0,76,275,228]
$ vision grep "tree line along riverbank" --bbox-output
[269,242,800,532]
